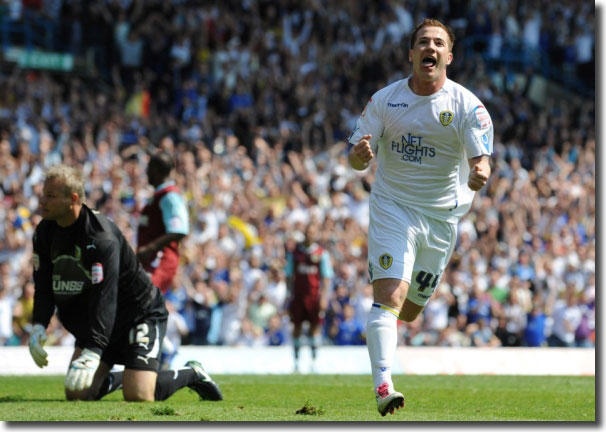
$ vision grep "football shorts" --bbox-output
[76,290,168,372]
[289,296,321,325]
[367,192,457,307]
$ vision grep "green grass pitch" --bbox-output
[0,374,595,421]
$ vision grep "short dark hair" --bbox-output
[409,18,455,51]
[149,151,175,178]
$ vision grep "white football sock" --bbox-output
[366,303,399,391]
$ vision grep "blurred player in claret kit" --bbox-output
[137,150,189,368]
[285,223,334,372]
[137,150,189,295]
[29,165,222,402]
[348,18,493,416]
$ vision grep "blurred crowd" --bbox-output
[0,0,595,350]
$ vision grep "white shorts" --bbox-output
[368,193,457,307]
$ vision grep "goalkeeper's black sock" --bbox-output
[154,368,197,401]
[95,372,123,400]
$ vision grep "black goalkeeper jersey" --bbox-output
[32,204,167,356]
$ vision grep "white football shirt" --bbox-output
[349,76,493,223]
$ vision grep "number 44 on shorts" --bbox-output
[415,271,442,293]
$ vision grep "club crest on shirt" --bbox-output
[439,110,454,126]
[379,253,393,270]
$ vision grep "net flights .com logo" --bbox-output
[391,134,435,164]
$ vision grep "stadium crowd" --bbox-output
[0,0,595,351]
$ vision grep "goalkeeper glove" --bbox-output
[64,348,101,392]
[28,324,48,368]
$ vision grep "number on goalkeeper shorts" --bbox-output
[129,323,150,346]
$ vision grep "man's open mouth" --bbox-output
[422,56,437,67]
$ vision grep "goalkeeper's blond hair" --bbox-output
[44,165,86,203]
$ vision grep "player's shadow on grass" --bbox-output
[0,395,124,403]
[0,396,60,402]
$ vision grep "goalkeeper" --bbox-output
[28,165,222,402]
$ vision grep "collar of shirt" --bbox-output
[155,180,176,193]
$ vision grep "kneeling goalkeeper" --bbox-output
[28,164,222,402]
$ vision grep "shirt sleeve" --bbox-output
[85,235,121,355]
[284,253,294,278]
[347,92,384,155]
[319,251,334,279]
[159,192,189,235]
[31,224,55,328]
[462,103,493,159]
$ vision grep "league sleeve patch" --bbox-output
[33,253,40,272]
[92,263,104,284]
[473,105,491,129]
[168,216,185,231]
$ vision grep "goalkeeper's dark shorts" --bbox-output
[76,290,168,372]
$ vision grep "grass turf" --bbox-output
[0,374,595,421]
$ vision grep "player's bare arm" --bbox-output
[349,134,374,171]
[320,277,330,313]
[467,155,491,191]
[137,232,186,263]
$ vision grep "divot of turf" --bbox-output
[151,406,177,416]
[296,400,325,416]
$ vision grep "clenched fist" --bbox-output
[349,134,374,170]
[468,156,491,191]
